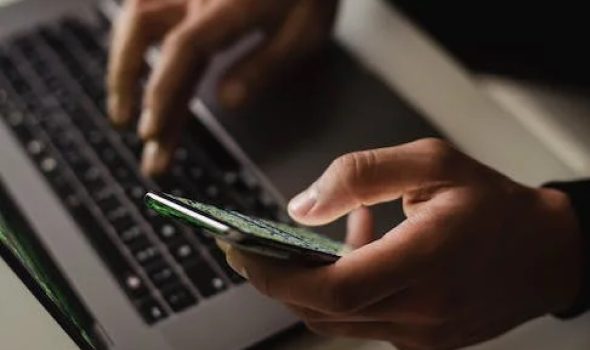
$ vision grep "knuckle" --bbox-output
[416,138,457,175]
[331,150,377,190]
[418,138,453,159]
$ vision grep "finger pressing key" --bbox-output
[107,0,185,126]
[139,1,267,142]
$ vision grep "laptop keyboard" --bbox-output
[0,10,282,325]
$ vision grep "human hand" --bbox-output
[221,139,583,349]
[106,0,338,176]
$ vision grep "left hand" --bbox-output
[219,139,582,349]
[107,0,338,175]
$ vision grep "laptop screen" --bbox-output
[0,179,102,349]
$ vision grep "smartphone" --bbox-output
[144,192,350,264]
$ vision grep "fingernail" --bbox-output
[220,80,246,109]
[141,140,169,176]
[226,248,248,279]
[288,186,317,218]
[138,109,153,140]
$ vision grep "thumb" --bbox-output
[287,139,455,226]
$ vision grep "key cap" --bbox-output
[80,167,106,195]
[95,193,121,213]
[70,205,149,298]
[26,139,45,156]
[107,210,135,231]
[170,241,198,264]
[137,298,168,325]
[123,271,149,298]
[156,223,180,243]
[184,260,226,297]
[118,225,144,245]
[132,244,161,267]
[162,284,196,312]
[147,260,179,288]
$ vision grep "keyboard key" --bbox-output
[107,210,135,231]
[44,171,82,211]
[157,223,180,243]
[170,241,198,264]
[95,193,121,213]
[123,272,149,298]
[147,261,179,288]
[68,205,150,300]
[184,260,226,297]
[81,167,106,193]
[162,284,196,312]
[26,139,45,156]
[137,298,168,325]
[132,244,161,267]
[40,156,58,174]
[118,225,144,245]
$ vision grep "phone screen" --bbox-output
[146,193,349,260]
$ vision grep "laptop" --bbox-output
[0,177,105,349]
[0,0,441,349]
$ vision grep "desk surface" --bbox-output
[272,0,590,349]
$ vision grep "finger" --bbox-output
[225,214,445,314]
[218,0,337,109]
[140,108,188,176]
[107,0,184,126]
[139,0,272,141]
[345,207,374,249]
[215,239,230,254]
[287,139,457,226]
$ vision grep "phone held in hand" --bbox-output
[144,192,350,264]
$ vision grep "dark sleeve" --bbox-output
[545,180,590,318]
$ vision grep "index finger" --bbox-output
[107,3,150,126]
[107,1,183,126]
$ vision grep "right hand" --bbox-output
[222,139,583,349]
[107,0,339,175]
